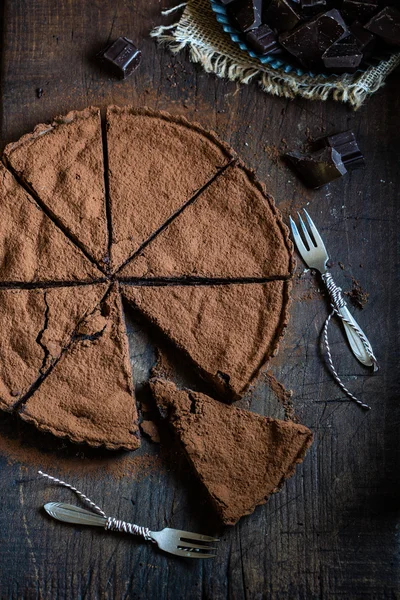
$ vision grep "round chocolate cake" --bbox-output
[0,106,293,450]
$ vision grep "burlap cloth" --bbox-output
[151,0,400,109]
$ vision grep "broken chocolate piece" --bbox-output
[262,0,302,33]
[322,40,363,73]
[280,9,349,68]
[323,130,365,170]
[228,0,262,32]
[285,147,347,188]
[341,1,380,25]
[245,24,280,55]
[350,22,376,57]
[365,6,400,46]
[99,36,142,79]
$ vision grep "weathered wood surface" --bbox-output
[0,1,399,598]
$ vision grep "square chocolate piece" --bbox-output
[341,1,380,25]
[322,40,363,73]
[228,0,262,32]
[99,36,142,79]
[245,24,280,55]
[263,0,302,33]
[365,6,400,47]
[280,9,349,68]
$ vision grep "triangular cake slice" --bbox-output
[151,378,313,525]
[121,281,290,401]
[120,163,294,280]
[19,286,139,450]
[0,283,108,412]
[106,107,235,270]
[0,164,102,283]
[3,107,108,266]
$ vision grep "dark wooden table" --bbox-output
[0,1,399,598]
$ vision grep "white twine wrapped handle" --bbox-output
[321,273,378,411]
[38,471,154,542]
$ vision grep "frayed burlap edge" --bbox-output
[151,0,400,110]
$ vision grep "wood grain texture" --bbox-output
[0,1,399,598]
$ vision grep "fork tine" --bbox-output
[289,215,309,258]
[297,212,315,250]
[172,548,216,559]
[173,529,220,542]
[177,541,218,551]
[303,209,328,253]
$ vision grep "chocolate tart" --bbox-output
[19,286,139,450]
[3,107,108,267]
[106,106,235,271]
[119,162,294,280]
[151,378,313,525]
[122,281,290,401]
[0,105,296,450]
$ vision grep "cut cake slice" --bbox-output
[0,283,108,412]
[3,107,109,267]
[106,106,235,270]
[121,281,290,401]
[0,164,102,283]
[151,378,313,525]
[19,285,139,450]
[120,163,294,280]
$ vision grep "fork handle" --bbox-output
[337,306,377,369]
[321,272,378,370]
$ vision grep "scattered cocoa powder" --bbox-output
[345,277,369,309]
[264,371,297,422]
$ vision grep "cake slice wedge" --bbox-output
[0,164,102,283]
[151,378,313,525]
[0,283,108,412]
[120,163,294,280]
[3,107,108,267]
[121,281,290,401]
[106,107,235,271]
[19,285,139,450]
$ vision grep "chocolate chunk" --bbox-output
[323,130,365,170]
[341,1,380,24]
[262,0,302,33]
[228,0,262,32]
[322,40,363,73]
[245,24,280,54]
[300,0,327,17]
[365,6,400,46]
[350,22,376,57]
[285,147,347,188]
[99,36,142,79]
[280,10,349,68]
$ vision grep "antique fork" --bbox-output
[289,209,378,409]
[39,472,218,559]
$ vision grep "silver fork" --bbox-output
[44,502,218,558]
[289,209,378,372]
[38,471,218,559]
